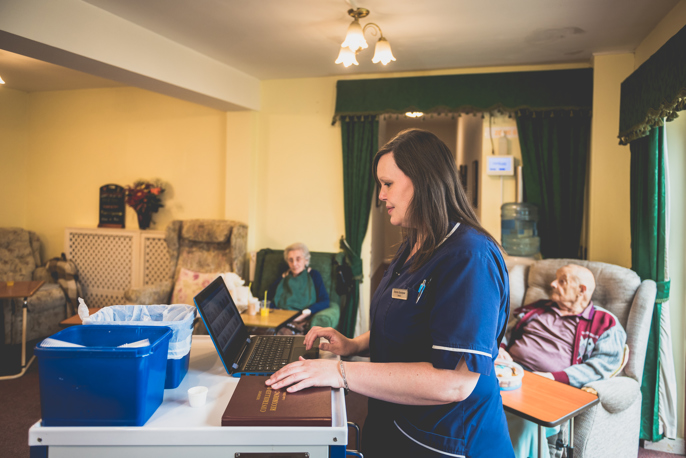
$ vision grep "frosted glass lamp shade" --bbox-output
[372,37,396,65]
[335,46,359,67]
[341,19,368,52]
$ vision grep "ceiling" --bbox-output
[0,0,680,92]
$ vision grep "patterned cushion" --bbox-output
[170,268,220,306]
[165,220,248,285]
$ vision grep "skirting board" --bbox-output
[644,438,686,455]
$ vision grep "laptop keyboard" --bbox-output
[244,336,295,372]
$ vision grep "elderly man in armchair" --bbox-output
[499,264,627,458]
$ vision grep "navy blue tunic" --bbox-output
[363,223,514,458]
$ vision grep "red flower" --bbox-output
[125,180,166,217]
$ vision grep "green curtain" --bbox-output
[515,111,591,258]
[619,24,686,144]
[334,68,593,122]
[340,115,379,338]
[630,126,669,441]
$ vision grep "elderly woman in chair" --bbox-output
[267,243,330,335]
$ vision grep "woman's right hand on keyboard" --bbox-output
[304,327,369,357]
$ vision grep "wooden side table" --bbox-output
[0,280,45,380]
[240,309,299,328]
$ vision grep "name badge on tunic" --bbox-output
[391,288,408,300]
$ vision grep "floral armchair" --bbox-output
[124,219,248,305]
[0,228,70,345]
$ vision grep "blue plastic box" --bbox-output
[85,305,195,389]
[35,325,172,427]
[166,352,190,389]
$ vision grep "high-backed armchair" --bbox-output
[251,248,347,329]
[507,258,656,458]
[124,219,248,305]
[0,228,70,345]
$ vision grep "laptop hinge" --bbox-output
[234,337,253,369]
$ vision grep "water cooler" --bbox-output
[500,165,540,257]
[501,202,540,256]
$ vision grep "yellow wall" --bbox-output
[255,78,344,253]
[0,87,30,228]
[587,53,634,267]
[0,87,227,260]
[225,111,259,249]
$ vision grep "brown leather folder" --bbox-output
[221,375,332,427]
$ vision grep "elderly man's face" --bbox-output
[550,267,581,309]
[287,249,307,276]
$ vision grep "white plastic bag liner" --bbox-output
[84,305,195,359]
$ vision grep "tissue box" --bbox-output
[35,325,172,427]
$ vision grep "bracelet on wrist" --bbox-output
[339,360,350,395]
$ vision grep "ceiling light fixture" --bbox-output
[335,7,396,67]
[0,75,5,84]
[405,112,424,118]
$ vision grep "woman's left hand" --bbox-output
[265,357,342,393]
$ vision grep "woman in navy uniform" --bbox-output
[267,129,514,458]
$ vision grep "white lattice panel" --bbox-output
[86,291,128,308]
[143,236,171,286]
[66,228,167,308]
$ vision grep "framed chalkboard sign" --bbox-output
[98,184,126,228]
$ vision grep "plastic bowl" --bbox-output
[495,361,525,391]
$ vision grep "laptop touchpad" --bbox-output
[291,343,319,360]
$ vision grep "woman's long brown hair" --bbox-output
[373,128,497,271]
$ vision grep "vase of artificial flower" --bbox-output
[125,180,165,230]
[136,210,153,230]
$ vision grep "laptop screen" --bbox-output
[194,276,248,369]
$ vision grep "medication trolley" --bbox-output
[29,336,349,458]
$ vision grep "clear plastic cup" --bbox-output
[259,300,272,316]
[188,386,208,407]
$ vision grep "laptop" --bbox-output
[193,276,319,377]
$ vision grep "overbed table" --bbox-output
[28,336,348,458]
[0,280,44,380]
[501,371,599,458]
